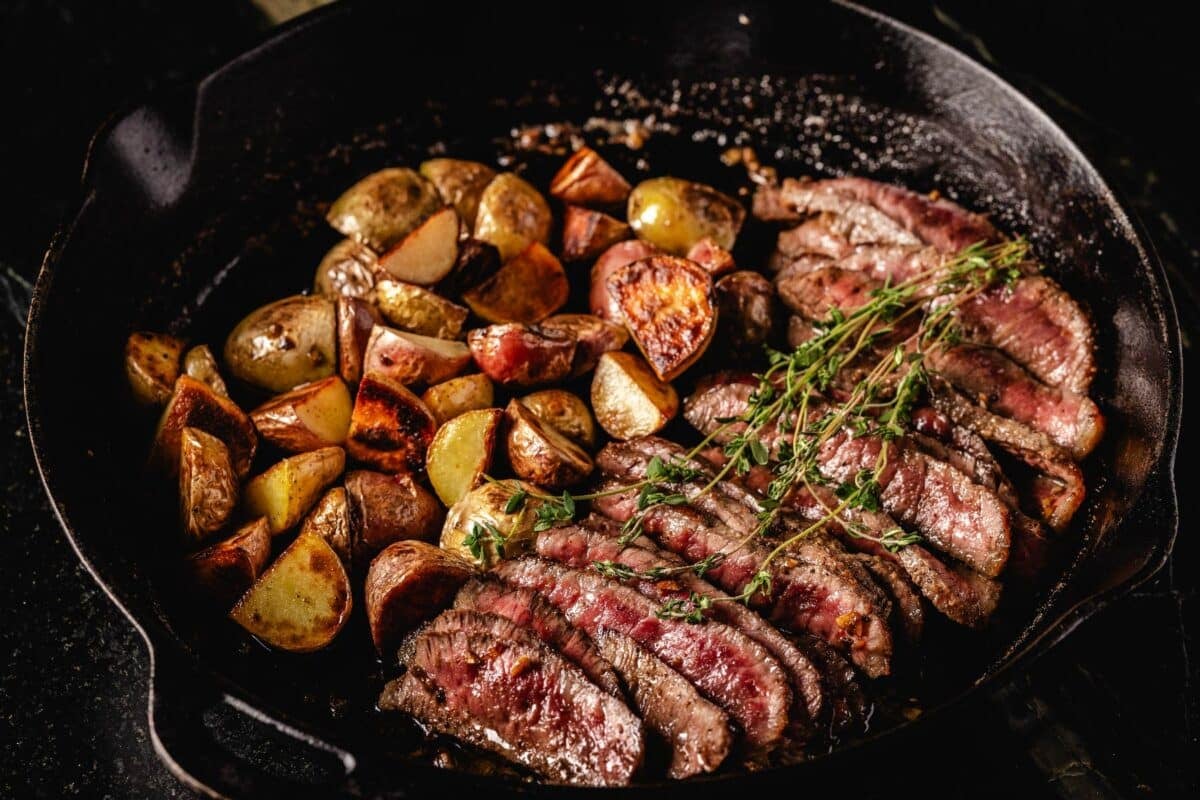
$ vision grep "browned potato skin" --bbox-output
[178,427,238,544]
[301,487,352,566]
[151,376,258,478]
[560,205,631,262]
[591,351,679,440]
[373,280,469,340]
[687,237,736,277]
[365,540,474,654]
[185,517,271,609]
[609,255,717,381]
[362,325,472,387]
[183,345,229,398]
[419,159,497,227]
[125,332,185,406]
[345,470,444,564]
[223,295,337,392]
[715,271,776,353]
[473,172,552,262]
[434,238,501,300]
[420,374,495,425]
[249,375,352,453]
[326,167,443,252]
[467,324,576,387]
[337,295,382,385]
[462,242,569,324]
[314,238,381,298]
[519,389,597,448]
[537,314,629,376]
[549,147,632,206]
[504,400,594,489]
[345,373,438,474]
[589,239,659,323]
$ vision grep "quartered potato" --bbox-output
[549,147,632,206]
[609,255,717,381]
[224,295,337,392]
[627,176,746,254]
[419,158,497,228]
[314,237,380,298]
[125,331,185,406]
[373,279,469,340]
[230,529,352,653]
[345,373,438,473]
[363,325,472,387]
[467,323,576,387]
[474,172,552,261]
[365,540,474,654]
[151,376,258,478]
[336,295,382,385]
[434,238,501,300]
[183,345,229,398]
[589,239,659,323]
[249,376,353,453]
[687,237,736,277]
[519,389,596,448]
[243,446,346,535]
[178,427,238,544]
[440,480,541,569]
[561,205,632,263]
[345,470,444,564]
[326,167,443,252]
[504,399,593,489]
[537,313,629,376]
[591,351,679,440]
[427,408,503,507]
[300,486,352,566]
[462,242,568,324]
[377,206,460,286]
[420,373,495,425]
[185,517,271,609]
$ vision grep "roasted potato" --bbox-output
[609,255,717,381]
[377,206,460,286]
[365,540,474,654]
[313,237,380,298]
[178,427,238,543]
[182,345,229,398]
[345,470,444,563]
[549,147,632,206]
[537,313,629,376]
[300,486,352,566]
[336,295,381,385]
[434,238,501,300]
[467,323,576,387]
[504,399,593,489]
[224,295,336,392]
[591,351,679,440]
[473,172,552,261]
[185,517,271,609]
[589,239,659,323]
[345,373,438,473]
[230,529,352,653]
[519,389,596,448]
[440,480,541,569]
[561,205,632,262]
[151,376,257,477]
[419,158,497,227]
[372,279,468,340]
[715,270,776,353]
[362,325,472,387]
[426,408,503,507]
[627,177,746,254]
[243,446,346,535]
[462,242,568,324]
[687,237,736,277]
[125,331,184,406]
[326,167,443,252]
[249,376,352,453]
[420,373,495,425]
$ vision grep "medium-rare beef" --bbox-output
[894,547,1001,626]
[752,178,922,247]
[775,213,856,260]
[910,407,1020,507]
[790,634,871,737]
[452,577,622,697]
[380,609,644,786]
[851,554,924,642]
[493,556,792,751]
[591,630,733,779]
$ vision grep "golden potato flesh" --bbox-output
[345,374,438,473]
[520,389,597,448]
[242,446,346,535]
[419,159,497,232]
[326,167,443,252]
[300,486,352,566]
[344,470,444,564]
[473,172,552,262]
[151,376,257,478]
[420,373,495,425]
[373,279,468,340]
[627,176,746,255]
[591,351,679,440]
[589,239,659,323]
[223,295,336,392]
[313,237,380,298]
[186,517,271,609]
[362,325,472,387]
[504,399,593,489]
[440,480,541,569]
[462,242,568,324]
[182,345,229,398]
[427,408,503,507]
[365,540,474,654]
[125,331,184,406]
[249,376,353,453]
[376,206,460,286]
[178,427,238,544]
[549,147,632,206]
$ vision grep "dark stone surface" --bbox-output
[0,2,1194,797]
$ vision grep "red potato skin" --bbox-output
[686,237,736,277]
[537,314,629,376]
[560,206,632,262]
[467,324,577,387]
[366,540,475,654]
[589,240,660,323]
[344,470,445,564]
[184,518,272,609]
[337,295,382,384]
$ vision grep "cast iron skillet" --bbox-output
[23,2,1181,797]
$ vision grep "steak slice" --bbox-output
[775,213,856,260]
[380,609,644,786]
[790,634,871,738]
[453,577,622,697]
[851,554,924,642]
[894,547,1001,626]
[493,556,792,751]
[591,630,733,779]
[753,178,922,246]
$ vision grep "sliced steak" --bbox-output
[775,213,856,260]
[790,634,871,737]
[894,547,1001,626]
[851,554,924,642]
[753,178,922,247]
[911,406,1020,508]
[380,609,644,786]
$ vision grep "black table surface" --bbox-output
[1,2,1195,797]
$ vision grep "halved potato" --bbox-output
[627,176,745,254]
[520,389,596,448]
[365,540,474,654]
[504,399,593,489]
[377,206,460,285]
[537,313,629,376]
[434,238,501,300]
[373,279,468,339]
[336,295,381,385]
[420,373,495,425]
[473,172,552,261]
[549,147,632,206]
[561,205,632,262]
[420,158,497,227]
[326,167,443,252]
[182,345,229,398]
[345,470,445,563]
[589,239,659,323]
[462,242,568,324]
[314,237,380,297]
[345,373,438,473]
[178,427,238,544]
[151,376,257,477]
[427,408,503,507]
[230,529,352,653]
[242,446,346,535]
[687,237,736,277]
[125,331,184,406]
[591,351,679,440]
[440,480,541,569]
[224,295,336,392]
[300,486,351,566]
[609,255,717,381]
[186,517,271,609]
[363,325,471,387]
[467,323,576,387]
[249,376,353,453]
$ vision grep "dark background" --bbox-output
[0,2,1195,797]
